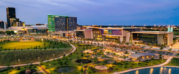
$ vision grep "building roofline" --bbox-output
[48,15,68,17]
[87,26,140,30]
[132,31,173,34]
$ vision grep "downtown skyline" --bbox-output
[0,0,179,26]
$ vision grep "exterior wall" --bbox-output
[76,31,85,39]
[6,7,16,28]
[84,29,93,39]
[48,15,55,32]
[123,30,130,42]
[55,17,67,31]
[157,34,164,45]
[0,21,4,29]
[92,29,102,40]
[67,17,77,31]
[132,33,157,45]
[10,18,19,27]
[48,15,77,32]
[120,36,123,43]
[27,29,47,35]
[167,33,173,45]
[126,32,130,42]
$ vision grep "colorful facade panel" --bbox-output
[108,30,122,35]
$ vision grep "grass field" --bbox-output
[166,58,179,66]
[0,43,168,74]
[0,41,72,65]
[0,48,72,65]
[0,41,49,49]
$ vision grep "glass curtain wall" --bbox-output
[133,33,157,45]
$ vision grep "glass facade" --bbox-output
[6,7,16,28]
[93,30,103,40]
[68,17,77,31]
[27,29,47,35]
[10,18,19,26]
[105,36,119,42]
[48,15,55,32]
[0,21,4,29]
[133,33,157,44]
[55,17,66,31]
[76,31,85,38]
[48,15,77,32]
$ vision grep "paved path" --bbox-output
[83,66,88,74]
[113,57,173,74]
[0,43,76,70]
[172,42,179,49]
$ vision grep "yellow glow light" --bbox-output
[135,70,139,74]
[8,69,19,74]
[150,68,153,74]
[168,68,171,74]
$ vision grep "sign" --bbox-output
[108,30,122,35]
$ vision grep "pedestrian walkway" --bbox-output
[113,57,173,74]
[172,42,179,49]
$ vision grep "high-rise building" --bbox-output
[10,18,19,26]
[0,20,4,29]
[6,7,16,28]
[67,17,77,31]
[48,15,77,32]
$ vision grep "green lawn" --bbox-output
[166,58,179,66]
[0,41,72,65]
[39,43,166,74]
[0,41,49,49]
[0,42,167,74]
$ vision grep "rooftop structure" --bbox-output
[129,53,155,58]
[129,53,155,61]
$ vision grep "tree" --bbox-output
[160,45,164,50]
[125,51,128,54]
[126,42,129,45]
[93,57,98,63]
[5,31,15,35]
[169,48,172,51]
[0,31,4,34]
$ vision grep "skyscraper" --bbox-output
[67,17,77,31]
[48,15,77,32]
[6,7,16,28]
[0,20,4,29]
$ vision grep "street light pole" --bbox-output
[53,54,55,60]
[38,57,40,65]
[123,65,124,71]
[18,59,20,67]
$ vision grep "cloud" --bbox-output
[0,0,179,25]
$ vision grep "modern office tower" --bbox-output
[10,18,19,26]
[48,15,77,32]
[67,17,77,31]
[0,21,4,29]
[6,7,16,28]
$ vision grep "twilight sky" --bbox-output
[0,0,179,26]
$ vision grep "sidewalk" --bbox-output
[113,57,173,74]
